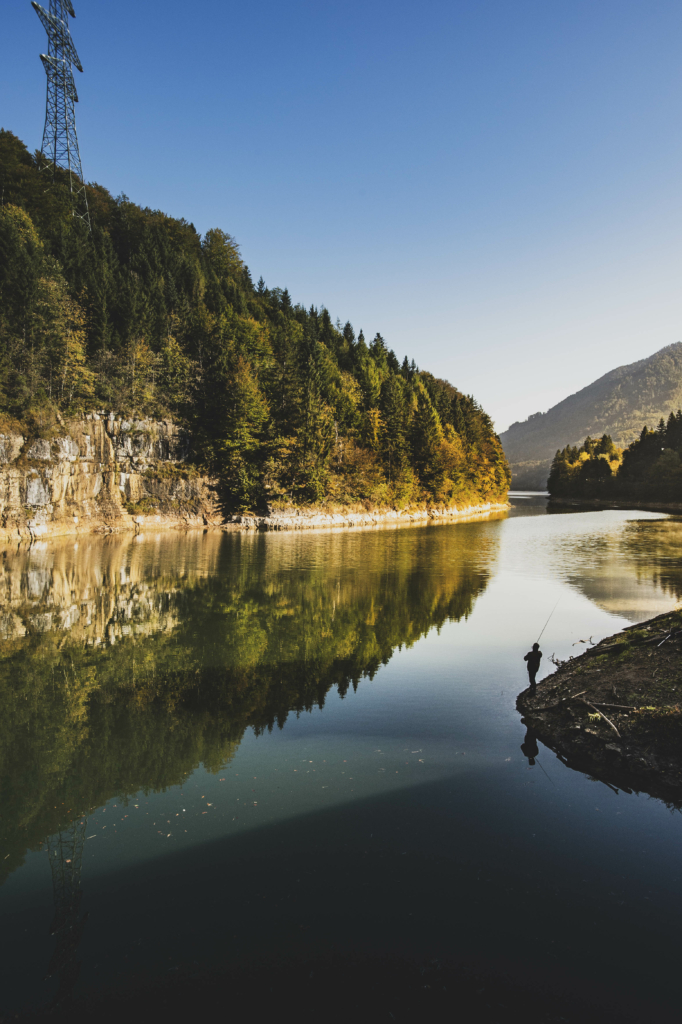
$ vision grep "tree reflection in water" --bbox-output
[0,521,500,890]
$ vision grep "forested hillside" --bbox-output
[0,129,509,514]
[548,411,682,503]
[500,343,682,490]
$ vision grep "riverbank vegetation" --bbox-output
[0,129,509,513]
[548,412,682,502]
[547,433,623,497]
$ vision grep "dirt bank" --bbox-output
[517,611,682,805]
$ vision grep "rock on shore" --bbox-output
[227,503,510,532]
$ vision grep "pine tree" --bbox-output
[214,354,270,511]
[380,375,408,482]
[410,387,444,489]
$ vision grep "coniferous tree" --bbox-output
[410,387,444,488]
[380,375,408,482]
[0,129,510,513]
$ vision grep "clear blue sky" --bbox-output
[3,0,682,432]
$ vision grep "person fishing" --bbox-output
[523,598,559,693]
[524,643,542,690]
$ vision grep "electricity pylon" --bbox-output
[31,1,90,229]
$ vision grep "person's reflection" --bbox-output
[520,725,539,766]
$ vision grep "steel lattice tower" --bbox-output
[46,819,89,1008]
[31,0,90,229]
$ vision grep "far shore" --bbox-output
[548,496,682,514]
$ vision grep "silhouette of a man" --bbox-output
[521,726,539,766]
[524,642,542,690]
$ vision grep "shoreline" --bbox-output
[1,500,511,545]
[225,501,510,532]
[517,610,682,806]
[548,496,682,514]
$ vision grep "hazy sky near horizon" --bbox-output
[3,0,682,432]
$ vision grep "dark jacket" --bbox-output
[524,649,542,671]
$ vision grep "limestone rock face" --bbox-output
[0,434,25,464]
[0,415,221,542]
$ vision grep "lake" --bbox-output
[2,495,682,1019]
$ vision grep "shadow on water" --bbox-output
[7,769,673,1023]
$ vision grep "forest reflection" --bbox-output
[0,522,500,883]
[565,517,682,621]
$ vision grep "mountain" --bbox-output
[499,343,682,489]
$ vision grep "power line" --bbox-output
[31,1,90,230]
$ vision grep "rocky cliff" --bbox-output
[0,413,221,543]
[0,413,509,543]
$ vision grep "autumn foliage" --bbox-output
[0,129,509,513]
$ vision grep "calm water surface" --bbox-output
[2,496,682,1018]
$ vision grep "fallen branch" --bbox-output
[581,699,621,738]
[583,628,682,657]
[590,702,638,710]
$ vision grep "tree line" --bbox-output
[548,411,682,501]
[0,129,509,513]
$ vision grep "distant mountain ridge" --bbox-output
[500,342,682,489]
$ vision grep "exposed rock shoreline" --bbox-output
[0,413,509,543]
[517,611,682,806]
[227,502,510,532]
[0,413,221,544]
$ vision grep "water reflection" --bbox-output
[520,725,539,766]
[502,505,679,622]
[567,516,682,620]
[45,821,88,1010]
[0,525,497,889]
[5,511,682,1019]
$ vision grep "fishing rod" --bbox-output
[535,757,556,787]
[536,599,560,644]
